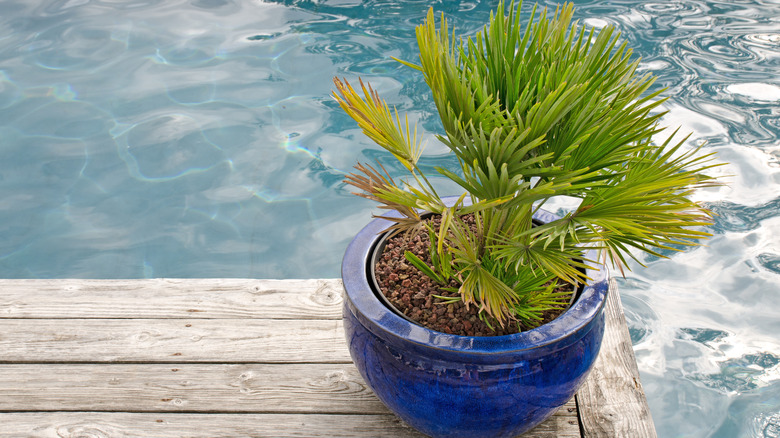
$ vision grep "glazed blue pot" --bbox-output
[341,201,609,438]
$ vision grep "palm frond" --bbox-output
[334,0,724,329]
[333,77,425,171]
[344,162,423,236]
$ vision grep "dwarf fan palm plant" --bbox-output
[333,0,720,329]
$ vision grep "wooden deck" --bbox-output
[0,278,655,437]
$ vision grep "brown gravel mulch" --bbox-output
[373,215,574,337]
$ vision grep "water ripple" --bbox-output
[707,197,780,232]
[0,1,779,436]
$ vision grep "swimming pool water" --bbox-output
[1,0,778,436]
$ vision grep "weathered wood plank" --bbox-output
[0,319,351,363]
[0,363,578,435]
[576,278,657,437]
[0,409,580,438]
[0,363,385,413]
[0,279,343,319]
[0,413,422,438]
[0,278,654,436]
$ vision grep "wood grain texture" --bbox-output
[576,278,657,438]
[0,361,578,434]
[0,279,343,319]
[0,363,386,414]
[0,409,580,438]
[0,413,424,438]
[0,278,654,437]
[0,319,351,363]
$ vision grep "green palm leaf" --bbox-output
[334,0,724,330]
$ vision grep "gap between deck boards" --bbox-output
[0,278,656,438]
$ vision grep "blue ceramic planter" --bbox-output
[342,201,609,438]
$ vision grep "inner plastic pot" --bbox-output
[367,216,582,329]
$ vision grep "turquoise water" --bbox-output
[0,0,778,436]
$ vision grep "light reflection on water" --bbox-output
[0,0,778,436]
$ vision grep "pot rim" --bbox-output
[341,199,610,355]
